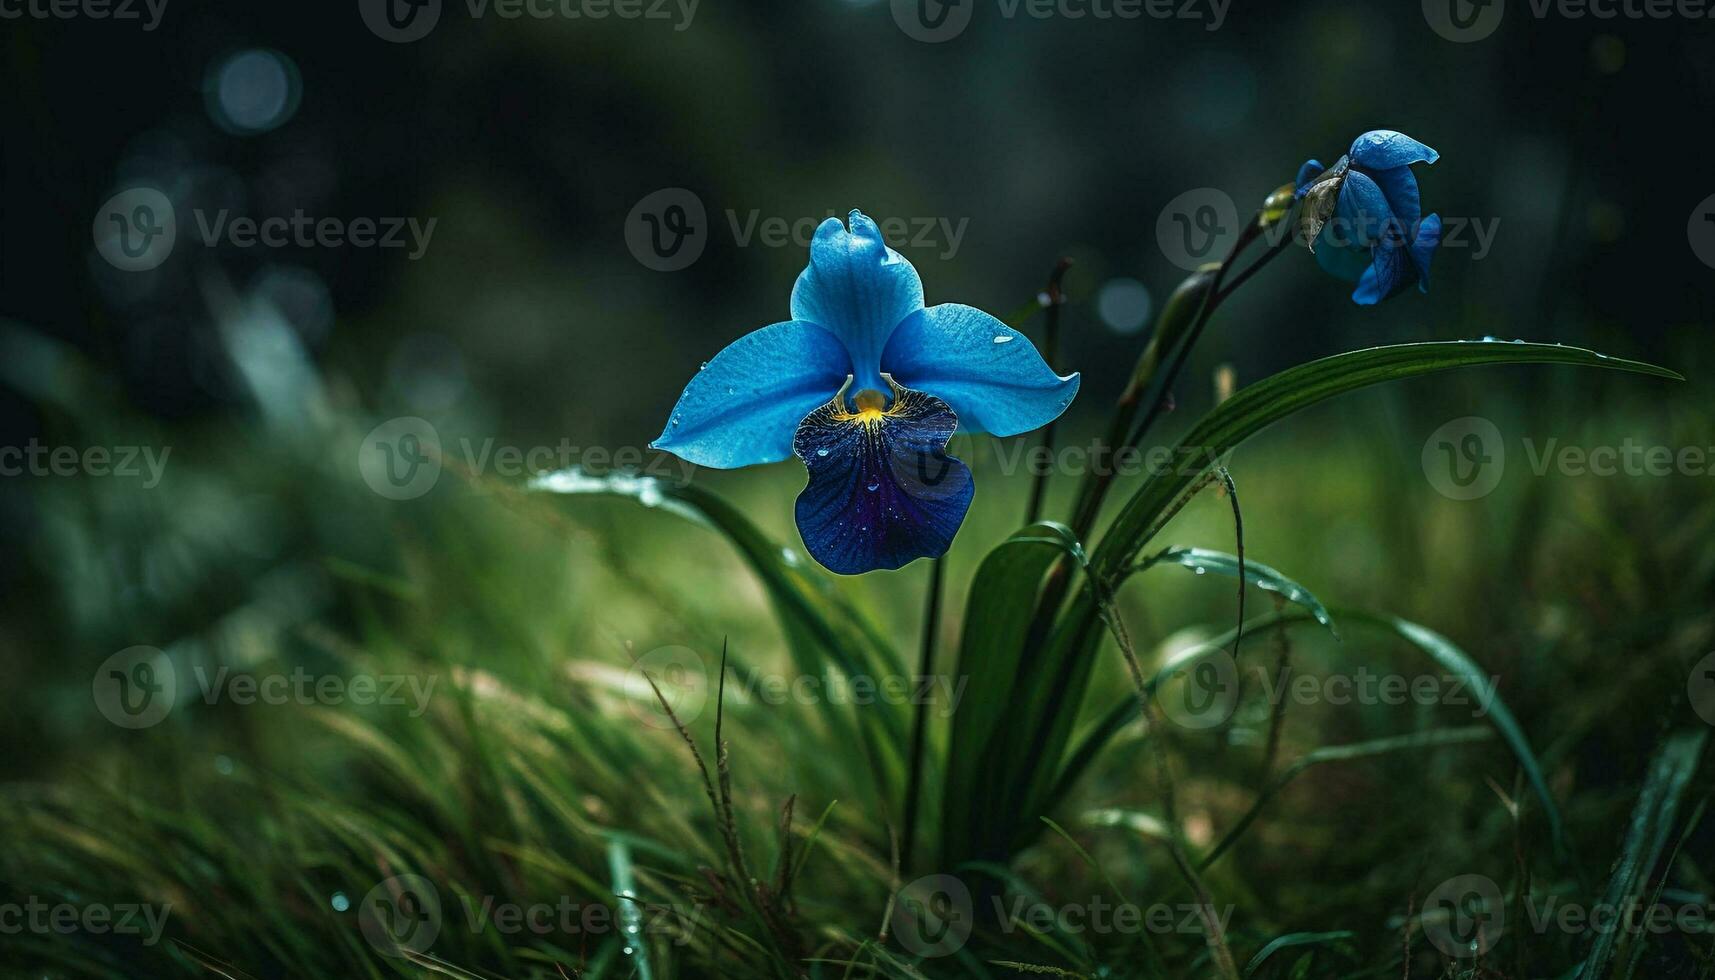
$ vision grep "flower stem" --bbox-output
[1024,258,1072,526]
[899,555,945,875]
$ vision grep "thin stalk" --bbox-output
[1025,258,1072,525]
[1095,592,1239,980]
[899,556,945,875]
[1258,608,1293,782]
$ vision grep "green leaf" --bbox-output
[1136,547,1337,634]
[1578,729,1708,979]
[995,341,1677,858]
[1335,610,1568,860]
[607,839,654,980]
[530,469,908,809]
[1242,930,1356,978]
[1091,340,1681,581]
[941,522,1086,867]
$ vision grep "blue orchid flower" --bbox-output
[1295,130,1442,305]
[651,210,1079,575]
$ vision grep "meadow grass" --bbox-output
[2,323,1712,979]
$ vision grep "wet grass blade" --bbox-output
[1241,930,1356,978]
[1578,729,1709,979]
[1133,547,1337,634]
[1091,340,1681,582]
[531,469,908,809]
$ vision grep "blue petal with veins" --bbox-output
[792,380,973,575]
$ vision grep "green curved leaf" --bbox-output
[994,341,1678,855]
[1091,340,1681,581]
[1335,609,1567,859]
[1137,547,1337,634]
[1242,931,1356,979]
[942,522,1085,867]
[529,468,908,807]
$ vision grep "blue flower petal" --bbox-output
[1348,130,1439,171]
[880,304,1079,437]
[1314,226,1372,283]
[651,320,851,469]
[1351,236,1408,305]
[1295,158,1325,196]
[1333,170,1395,249]
[1365,164,1422,230]
[792,381,974,575]
[790,210,925,395]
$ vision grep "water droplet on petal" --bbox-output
[993,334,1014,344]
[699,361,708,370]
[816,448,829,457]
[866,482,880,491]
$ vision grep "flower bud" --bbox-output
[1295,155,1350,253]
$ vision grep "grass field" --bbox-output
[2,293,1712,979]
